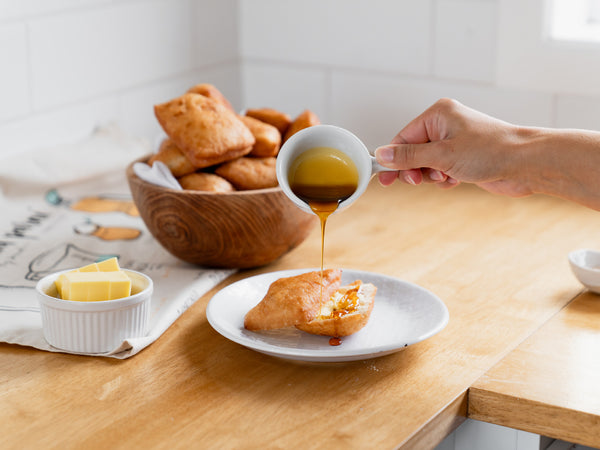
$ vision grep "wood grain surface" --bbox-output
[469,292,600,448]
[2,180,599,449]
[126,160,316,268]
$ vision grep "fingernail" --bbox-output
[430,170,444,181]
[405,173,417,185]
[375,146,395,163]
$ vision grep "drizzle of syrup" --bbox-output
[330,286,360,318]
[288,146,359,306]
[329,337,342,346]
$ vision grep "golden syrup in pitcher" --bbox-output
[288,146,359,305]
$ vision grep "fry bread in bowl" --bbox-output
[149,138,196,177]
[295,280,376,337]
[245,108,292,136]
[244,269,342,331]
[215,156,278,190]
[154,93,254,169]
[238,115,281,157]
[283,109,320,142]
[187,83,235,112]
[177,172,235,193]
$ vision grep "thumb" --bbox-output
[374,141,449,172]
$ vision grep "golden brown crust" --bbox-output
[295,282,376,337]
[238,115,281,157]
[149,139,196,177]
[177,172,235,193]
[245,108,292,136]
[215,156,278,190]
[154,93,255,169]
[244,269,342,331]
[283,109,320,142]
[186,83,235,112]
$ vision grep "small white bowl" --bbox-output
[568,248,600,294]
[36,269,153,354]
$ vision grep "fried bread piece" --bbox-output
[178,172,235,193]
[154,93,255,169]
[215,156,277,190]
[296,281,376,337]
[187,83,235,112]
[245,107,292,136]
[239,115,281,157]
[283,109,320,142]
[149,139,196,177]
[244,269,342,331]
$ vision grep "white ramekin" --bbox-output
[36,269,153,354]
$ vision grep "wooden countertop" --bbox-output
[469,291,600,448]
[1,181,599,449]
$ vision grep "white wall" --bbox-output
[240,0,600,150]
[0,0,239,157]
[2,0,600,157]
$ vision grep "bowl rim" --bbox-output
[568,248,600,272]
[126,155,284,196]
[36,268,153,312]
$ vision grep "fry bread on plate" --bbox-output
[296,281,376,337]
[244,269,342,331]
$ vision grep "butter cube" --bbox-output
[77,262,100,272]
[55,274,66,297]
[60,271,132,302]
[96,257,120,272]
[54,257,122,298]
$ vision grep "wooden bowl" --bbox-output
[126,157,316,268]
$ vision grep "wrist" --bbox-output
[515,126,600,209]
[511,126,557,196]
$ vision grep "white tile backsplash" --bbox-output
[118,63,241,145]
[193,0,238,66]
[0,96,119,157]
[0,0,112,21]
[433,0,497,82]
[555,94,600,131]
[240,0,433,76]
[241,61,329,120]
[29,0,194,111]
[0,23,30,121]
[1,0,598,159]
[330,70,553,151]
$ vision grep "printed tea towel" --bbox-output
[0,125,234,359]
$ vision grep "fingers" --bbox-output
[375,141,451,174]
[377,171,397,186]
[390,111,431,145]
[389,98,460,146]
[376,98,465,189]
[377,168,455,187]
[377,169,422,186]
[422,168,446,183]
[436,176,460,189]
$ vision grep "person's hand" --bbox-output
[374,98,533,198]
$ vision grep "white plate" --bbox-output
[206,269,449,362]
